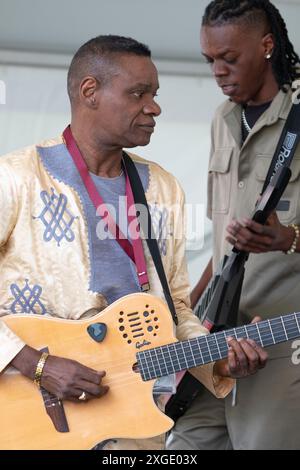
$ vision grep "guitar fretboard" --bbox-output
[137,312,300,381]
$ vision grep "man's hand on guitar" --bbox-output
[213,317,268,379]
[40,355,109,402]
[11,345,109,402]
[226,212,294,253]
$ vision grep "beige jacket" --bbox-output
[207,89,300,340]
[0,136,233,398]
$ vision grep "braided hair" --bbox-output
[202,0,300,90]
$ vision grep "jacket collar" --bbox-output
[221,89,292,147]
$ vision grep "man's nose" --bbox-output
[212,60,228,78]
[143,100,161,116]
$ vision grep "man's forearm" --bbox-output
[10,345,41,380]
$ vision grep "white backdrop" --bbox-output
[0,60,224,287]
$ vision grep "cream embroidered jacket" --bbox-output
[0,136,233,398]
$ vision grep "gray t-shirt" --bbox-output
[90,165,149,304]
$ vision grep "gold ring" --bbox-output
[78,391,87,401]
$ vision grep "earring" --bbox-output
[265,52,272,59]
[91,97,96,105]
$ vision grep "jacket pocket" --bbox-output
[208,148,233,214]
[255,155,300,223]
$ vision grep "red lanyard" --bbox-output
[62,125,150,291]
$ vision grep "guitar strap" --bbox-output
[122,152,178,326]
[63,125,150,291]
[261,101,300,193]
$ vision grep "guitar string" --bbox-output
[59,317,300,380]
[41,320,298,395]
[151,323,299,364]
[136,315,300,366]
[39,324,300,396]
[73,315,300,378]
[137,317,300,378]
[37,315,300,395]
[81,324,297,388]
[68,321,300,387]
[85,313,300,373]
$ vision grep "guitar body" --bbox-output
[0,293,175,450]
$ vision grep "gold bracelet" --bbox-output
[34,352,49,388]
[285,224,300,255]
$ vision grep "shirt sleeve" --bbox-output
[0,322,25,371]
[0,163,19,247]
[0,163,26,372]
[169,180,234,398]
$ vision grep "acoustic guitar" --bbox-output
[1,292,299,449]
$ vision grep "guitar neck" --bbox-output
[137,312,300,381]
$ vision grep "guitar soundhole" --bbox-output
[118,304,160,345]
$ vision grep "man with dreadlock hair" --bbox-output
[166,0,300,450]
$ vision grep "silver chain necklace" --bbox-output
[242,108,252,133]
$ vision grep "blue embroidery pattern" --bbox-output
[149,203,170,256]
[33,188,78,246]
[10,279,46,314]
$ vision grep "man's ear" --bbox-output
[262,33,275,59]
[79,76,99,108]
